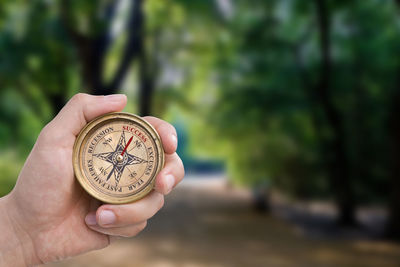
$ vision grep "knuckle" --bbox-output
[177,154,184,169]
[171,125,177,136]
[37,123,56,145]
[157,195,165,210]
[163,122,175,134]
[138,221,147,232]
[175,153,185,179]
[112,206,140,225]
[119,232,132,238]
[38,124,51,141]
[120,221,147,237]
[71,93,89,105]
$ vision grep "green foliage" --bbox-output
[173,0,399,203]
[0,0,398,206]
[0,152,23,196]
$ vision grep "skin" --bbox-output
[0,94,184,266]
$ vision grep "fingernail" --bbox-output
[104,94,126,102]
[85,213,97,226]
[171,134,178,149]
[164,174,175,194]
[99,210,116,225]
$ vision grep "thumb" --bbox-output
[40,93,127,145]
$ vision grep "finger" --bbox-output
[88,221,147,238]
[42,93,127,142]
[154,152,185,195]
[85,191,164,228]
[143,116,177,154]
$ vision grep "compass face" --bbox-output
[73,113,164,204]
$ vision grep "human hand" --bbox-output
[0,94,184,266]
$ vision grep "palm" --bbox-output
[12,136,109,262]
[3,94,183,265]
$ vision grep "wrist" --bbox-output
[0,194,40,266]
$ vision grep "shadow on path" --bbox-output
[51,175,400,267]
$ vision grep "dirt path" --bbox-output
[50,176,400,267]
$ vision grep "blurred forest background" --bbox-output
[2,0,400,265]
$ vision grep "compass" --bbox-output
[73,112,164,204]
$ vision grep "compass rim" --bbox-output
[73,112,165,204]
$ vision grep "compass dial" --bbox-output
[73,113,164,204]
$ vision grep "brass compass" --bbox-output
[73,112,164,204]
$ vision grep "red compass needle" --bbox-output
[121,136,133,156]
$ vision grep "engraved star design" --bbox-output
[93,131,147,186]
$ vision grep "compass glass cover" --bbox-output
[73,113,164,203]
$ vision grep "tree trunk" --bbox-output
[382,0,400,240]
[385,88,400,239]
[79,39,106,94]
[138,19,160,116]
[138,48,154,116]
[60,0,144,95]
[314,0,356,225]
[105,0,144,94]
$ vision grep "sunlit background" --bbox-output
[1,0,400,266]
